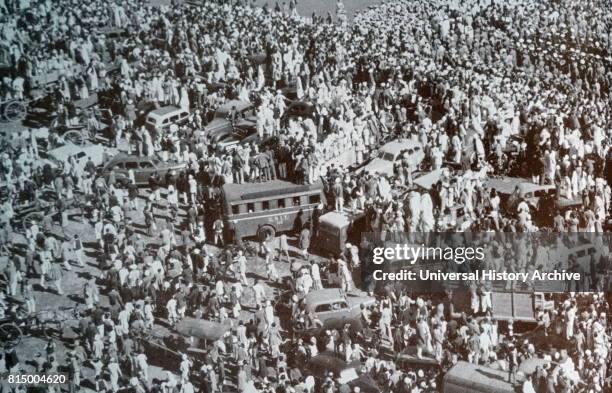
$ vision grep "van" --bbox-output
[145,106,190,132]
[46,143,109,173]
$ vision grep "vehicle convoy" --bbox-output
[102,154,187,186]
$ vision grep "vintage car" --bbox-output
[483,177,582,221]
[281,101,316,125]
[276,288,376,337]
[141,317,231,372]
[362,139,425,176]
[443,361,516,393]
[44,143,111,173]
[145,106,190,133]
[102,154,187,186]
[210,124,259,151]
[204,100,257,139]
[305,352,381,393]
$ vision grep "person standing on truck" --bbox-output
[507,344,518,384]
[479,281,492,313]
[332,177,344,212]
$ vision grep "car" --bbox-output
[211,127,259,151]
[281,101,316,126]
[102,154,187,186]
[305,352,381,392]
[204,100,257,138]
[483,177,582,215]
[362,140,424,176]
[145,106,190,133]
[45,143,112,173]
[291,288,376,335]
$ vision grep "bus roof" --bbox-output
[222,180,323,203]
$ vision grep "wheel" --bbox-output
[3,100,26,122]
[257,225,276,242]
[63,130,86,145]
[22,211,44,231]
[0,323,22,349]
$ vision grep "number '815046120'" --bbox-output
[6,374,67,385]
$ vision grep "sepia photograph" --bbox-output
[0,0,610,392]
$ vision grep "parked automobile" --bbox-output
[210,127,259,151]
[204,100,257,138]
[362,139,424,176]
[305,352,380,392]
[45,143,111,173]
[281,101,316,125]
[297,289,375,336]
[483,177,582,216]
[145,106,190,133]
[102,154,187,186]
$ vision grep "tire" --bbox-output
[0,323,22,349]
[63,130,86,145]
[257,225,276,242]
[3,100,26,122]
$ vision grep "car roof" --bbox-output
[380,140,422,156]
[516,182,555,194]
[48,143,102,160]
[222,179,322,203]
[305,288,345,306]
[216,100,252,113]
[106,153,155,164]
[319,211,351,228]
[147,106,184,119]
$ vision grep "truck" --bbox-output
[446,281,556,323]
[316,210,366,256]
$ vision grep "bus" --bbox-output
[221,180,325,242]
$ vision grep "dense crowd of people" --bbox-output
[0,0,611,392]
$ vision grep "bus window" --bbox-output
[231,205,240,215]
[293,196,301,206]
[262,201,270,210]
[309,194,321,204]
[247,202,255,212]
[278,199,286,208]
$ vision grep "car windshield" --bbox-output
[381,152,396,161]
[214,109,228,118]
